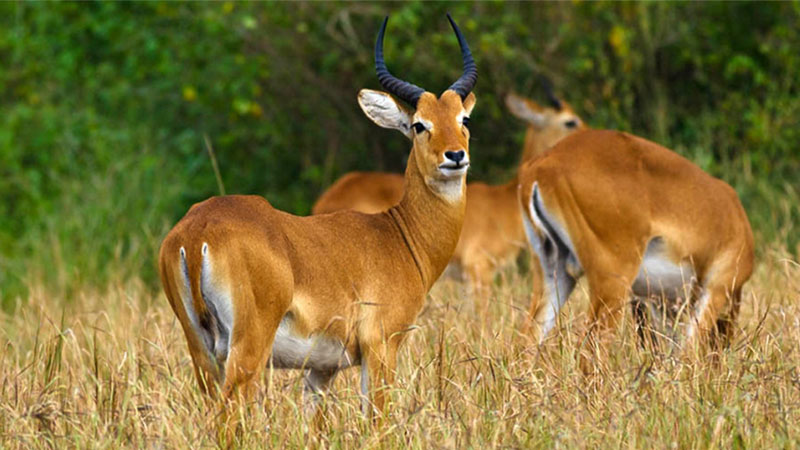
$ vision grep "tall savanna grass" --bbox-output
[1,244,797,448]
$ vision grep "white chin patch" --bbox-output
[438,166,469,178]
[427,174,465,203]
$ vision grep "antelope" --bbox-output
[158,14,477,417]
[313,82,586,298]
[517,129,754,366]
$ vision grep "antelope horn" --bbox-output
[375,16,425,106]
[446,13,478,100]
[539,75,563,111]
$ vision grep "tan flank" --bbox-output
[158,14,478,419]
[517,129,754,367]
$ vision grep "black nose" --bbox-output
[445,150,465,163]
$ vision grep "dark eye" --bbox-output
[462,117,470,128]
[564,119,578,129]
[412,122,426,134]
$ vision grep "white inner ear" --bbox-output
[358,90,413,139]
[506,96,547,129]
[462,92,477,117]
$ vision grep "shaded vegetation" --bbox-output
[1,2,798,304]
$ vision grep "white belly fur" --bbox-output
[269,314,355,371]
[632,237,695,300]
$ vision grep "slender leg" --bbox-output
[360,360,371,416]
[524,251,547,340]
[631,295,659,351]
[715,287,742,348]
[221,289,279,403]
[581,270,637,376]
[218,285,284,443]
[465,258,493,318]
[170,304,221,398]
[222,345,268,402]
[360,337,400,421]
[303,369,338,419]
[192,362,220,398]
[217,323,275,446]
[685,282,737,353]
[524,245,576,343]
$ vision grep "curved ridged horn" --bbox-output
[539,75,563,111]
[446,13,478,100]
[375,16,425,106]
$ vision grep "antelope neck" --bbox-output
[387,206,427,289]
[520,127,549,165]
[387,148,466,291]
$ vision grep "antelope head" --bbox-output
[358,14,477,202]
[506,77,584,161]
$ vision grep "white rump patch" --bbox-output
[200,242,234,363]
[178,247,215,360]
[178,247,201,334]
[522,183,580,340]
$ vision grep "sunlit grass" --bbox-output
[1,244,798,448]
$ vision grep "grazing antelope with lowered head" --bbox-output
[313,82,586,300]
[517,129,754,368]
[158,14,477,417]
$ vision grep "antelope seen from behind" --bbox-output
[314,82,586,299]
[518,129,754,369]
[158,14,477,417]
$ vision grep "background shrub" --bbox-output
[1,2,798,306]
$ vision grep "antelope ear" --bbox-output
[462,92,476,116]
[358,89,414,139]
[505,93,547,129]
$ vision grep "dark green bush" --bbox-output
[1,2,798,306]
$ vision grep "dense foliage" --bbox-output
[1,2,798,305]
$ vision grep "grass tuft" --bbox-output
[0,246,798,448]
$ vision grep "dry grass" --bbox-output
[1,244,799,448]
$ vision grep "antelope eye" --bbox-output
[462,117,470,128]
[412,122,426,134]
[564,119,578,129]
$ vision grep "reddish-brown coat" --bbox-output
[518,129,754,363]
[159,90,476,415]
